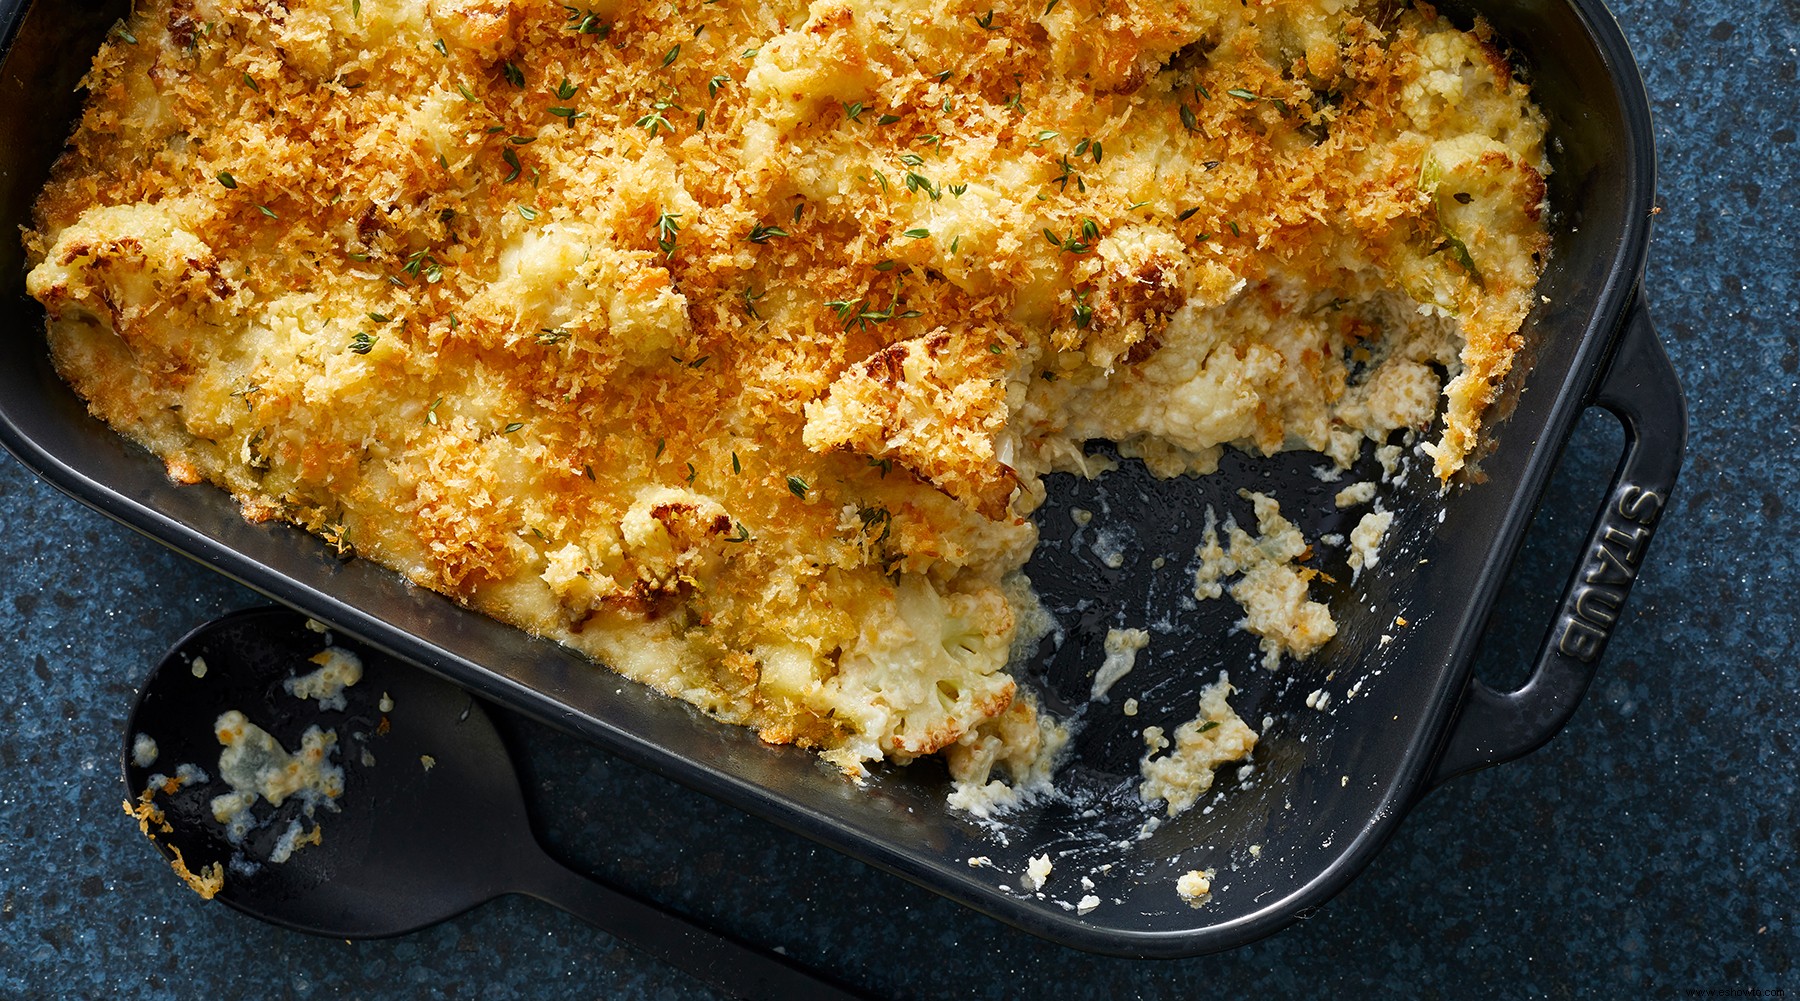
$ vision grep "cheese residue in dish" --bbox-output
[209,710,345,846]
[1091,627,1150,702]
[1176,869,1214,904]
[131,733,159,769]
[1194,494,1337,671]
[283,646,364,711]
[27,0,1549,791]
[1140,673,1259,817]
[1348,508,1396,577]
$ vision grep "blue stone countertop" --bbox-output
[2,0,1794,996]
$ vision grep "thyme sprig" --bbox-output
[564,6,612,36]
[654,210,682,259]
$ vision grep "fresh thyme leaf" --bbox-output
[1227,87,1260,101]
[902,228,929,239]
[904,171,941,200]
[401,249,444,283]
[661,44,681,67]
[216,171,237,189]
[555,77,578,100]
[348,332,377,354]
[564,6,612,36]
[748,223,788,243]
[786,475,809,499]
[654,210,682,259]
[503,62,526,87]
[636,99,677,136]
[501,146,522,182]
[433,38,448,56]
[502,422,524,433]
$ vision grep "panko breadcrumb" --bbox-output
[27,0,1548,786]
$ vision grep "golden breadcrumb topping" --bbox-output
[29,0,1547,783]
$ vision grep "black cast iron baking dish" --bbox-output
[0,0,1684,957]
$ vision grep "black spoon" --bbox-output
[123,607,865,1001]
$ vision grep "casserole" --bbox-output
[0,0,1684,956]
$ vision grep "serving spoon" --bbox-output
[123,607,865,1001]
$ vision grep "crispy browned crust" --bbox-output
[28,0,1548,775]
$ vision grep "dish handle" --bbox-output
[1430,295,1686,786]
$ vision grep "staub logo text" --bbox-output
[1557,485,1664,662]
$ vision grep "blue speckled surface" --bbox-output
[2,0,1795,995]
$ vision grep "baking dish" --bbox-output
[0,0,1683,957]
